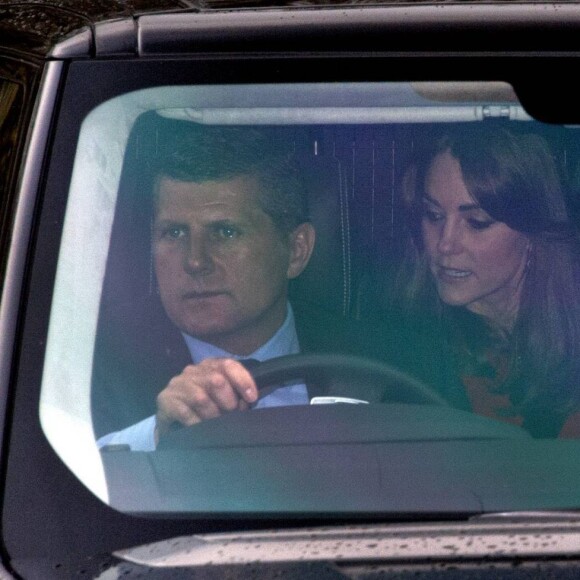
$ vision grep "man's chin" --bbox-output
[179,319,237,342]
[178,313,284,355]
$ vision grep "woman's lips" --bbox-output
[437,266,472,280]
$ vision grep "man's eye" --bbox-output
[214,225,240,240]
[162,226,186,240]
[467,218,494,231]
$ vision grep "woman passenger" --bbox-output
[396,126,580,438]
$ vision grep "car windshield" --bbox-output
[37,77,580,517]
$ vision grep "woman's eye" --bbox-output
[422,209,443,223]
[467,218,494,231]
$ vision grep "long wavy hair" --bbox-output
[398,125,580,419]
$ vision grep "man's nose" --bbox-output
[437,219,463,255]
[184,234,214,274]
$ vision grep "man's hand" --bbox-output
[155,358,259,442]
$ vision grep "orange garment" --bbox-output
[461,346,580,438]
[559,411,580,438]
[461,347,524,428]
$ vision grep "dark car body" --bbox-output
[4,1,580,578]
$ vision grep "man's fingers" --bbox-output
[184,359,258,411]
[156,358,259,436]
[219,359,259,404]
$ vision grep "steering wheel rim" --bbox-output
[155,355,538,454]
[248,354,448,406]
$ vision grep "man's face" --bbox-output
[153,175,314,355]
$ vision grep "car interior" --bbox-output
[34,80,580,516]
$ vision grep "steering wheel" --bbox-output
[156,354,530,452]
[246,353,447,406]
[115,354,531,512]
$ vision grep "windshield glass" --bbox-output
[38,79,580,515]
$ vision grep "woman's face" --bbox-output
[421,150,530,325]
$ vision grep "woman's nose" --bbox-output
[437,220,463,255]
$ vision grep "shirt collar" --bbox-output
[181,303,300,364]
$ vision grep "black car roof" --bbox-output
[6,1,580,60]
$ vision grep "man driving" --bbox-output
[93,124,389,451]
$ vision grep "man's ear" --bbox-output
[287,222,316,279]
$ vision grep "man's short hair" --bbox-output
[152,123,310,235]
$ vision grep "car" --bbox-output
[3,0,580,578]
